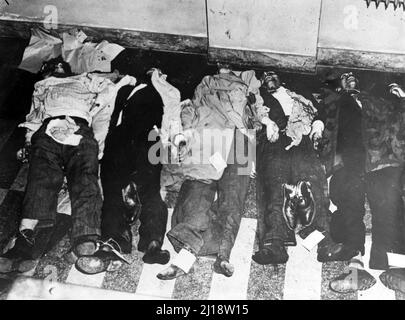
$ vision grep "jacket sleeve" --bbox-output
[18,81,47,143]
[90,75,136,159]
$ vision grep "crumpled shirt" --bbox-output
[19,73,133,159]
[45,117,82,145]
[18,28,63,74]
[276,87,317,149]
[150,68,182,146]
[154,70,261,189]
[62,31,125,74]
[360,94,405,172]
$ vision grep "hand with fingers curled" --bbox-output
[171,129,195,162]
[309,120,324,150]
[17,141,32,163]
[262,117,279,143]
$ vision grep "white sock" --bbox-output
[171,248,196,273]
[19,218,39,232]
[348,252,364,270]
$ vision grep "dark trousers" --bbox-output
[22,120,102,241]
[100,125,167,253]
[367,167,405,268]
[329,166,366,252]
[168,163,250,260]
[257,134,330,247]
[331,165,405,268]
[168,131,251,260]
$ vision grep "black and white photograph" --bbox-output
[0,0,405,306]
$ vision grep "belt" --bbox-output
[46,115,89,127]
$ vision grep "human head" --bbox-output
[340,72,360,94]
[262,71,281,93]
[216,62,232,74]
[39,57,72,79]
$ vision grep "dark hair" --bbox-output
[38,56,72,78]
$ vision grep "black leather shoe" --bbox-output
[295,181,315,228]
[330,268,376,293]
[252,240,289,265]
[317,243,359,262]
[157,264,186,280]
[212,255,234,277]
[64,235,99,264]
[142,240,170,265]
[282,183,298,230]
[380,268,405,294]
[122,181,142,226]
[0,227,54,274]
[75,239,128,275]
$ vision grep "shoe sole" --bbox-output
[0,257,38,274]
[329,272,377,294]
[380,272,405,294]
[75,256,111,275]
[212,261,234,277]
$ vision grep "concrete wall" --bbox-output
[206,0,322,71]
[318,0,405,71]
[1,0,405,72]
[207,0,321,57]
[319,0,405,54]
[0,0,207,37]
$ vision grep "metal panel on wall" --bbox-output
[206,0,322,72]
[318,0,405,72]
[0,0,208,53]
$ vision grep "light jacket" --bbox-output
[19,73,133,159]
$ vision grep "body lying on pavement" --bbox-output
[0,57,136,274]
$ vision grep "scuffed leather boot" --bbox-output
[295,181,316,228]
[282,183,298,231]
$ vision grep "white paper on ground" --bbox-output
[388,253,405,268]
[171,248,196,273]
[209,152,228,172]
[301,230,325,251]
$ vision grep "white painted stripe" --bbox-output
[66,265,106,288]
[208,217,257,300]
[135,208,177,299]
[283,236,322,300]
[358,235,396,300]
[7,277,166,300]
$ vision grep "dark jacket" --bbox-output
[318,89,405,175]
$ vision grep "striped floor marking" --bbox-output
[66,265,106,288]
[7,277,165,300]
[208,218,257,300]
[284,236,323,300]
[135,208,176,299]
[358,235,396,300]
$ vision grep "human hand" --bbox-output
[121,75,137,86]
[17,141,31,163]
[310,120,324,149]
[389,83,405,98]
[262,117,279,143]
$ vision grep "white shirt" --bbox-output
[271,86,295,116]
